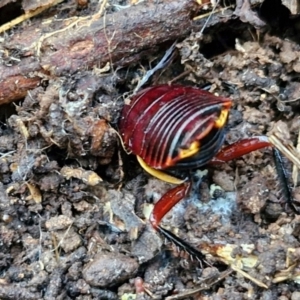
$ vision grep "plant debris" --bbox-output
[1,0,300,299]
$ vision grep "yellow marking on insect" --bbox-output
[178,141,200,159]
[214,108,229,128]
[137,156,185,185]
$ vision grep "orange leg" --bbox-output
[212,136,295,210]
[211,136,271,164]
[150,182,191,229]
[149,181,206,260]
[150,136,272,228]
[148,135,293,259]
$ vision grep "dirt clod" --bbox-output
[82,252,139,287]
[45,215,73,231]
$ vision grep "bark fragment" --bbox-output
[0,0,198,104]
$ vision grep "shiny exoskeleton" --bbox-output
[119,84,277,257]
[120,85,231,170]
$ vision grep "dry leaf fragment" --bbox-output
[60,166,102,186]
[201,243,267,288]
[25,182,42,203]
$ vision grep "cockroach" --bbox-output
[119,84,290,258]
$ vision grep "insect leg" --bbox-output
[210,136,271,164]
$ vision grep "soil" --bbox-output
[1,0,300,299]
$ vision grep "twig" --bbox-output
[0,0,64,33]
[35,0,109,57]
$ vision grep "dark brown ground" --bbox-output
[1,0,300,299]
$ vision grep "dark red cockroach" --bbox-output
[120,85,231,170]
[119,84,289,259]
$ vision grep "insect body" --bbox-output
[119,84,274,255]
[120,85,231,170]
